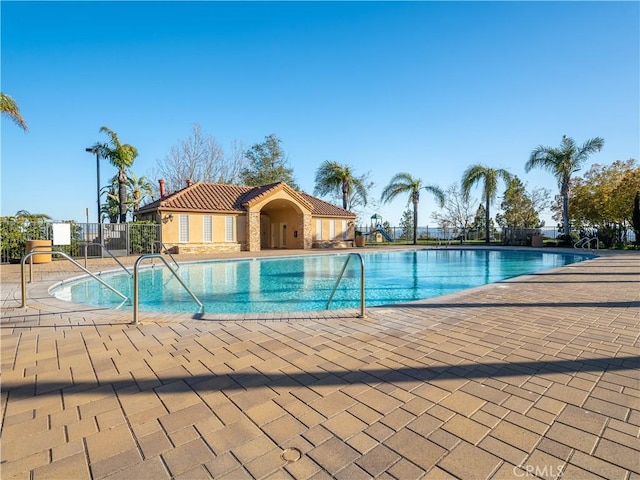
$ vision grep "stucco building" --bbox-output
[137,180,357,253]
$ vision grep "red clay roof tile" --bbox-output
[138,182,355,218]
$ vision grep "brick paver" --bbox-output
[1,248,639,479]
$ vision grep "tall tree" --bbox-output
[496,177,550,228]
[525,135,604,240]
[128,172,154,220]
[381,173,444,245]
[569,159,639,246]
[154,124,245,194]
[399,208,414,242]
[313,161,368,210]
[240,134,298,189]
[100,178,120,224]
[0,93,28,131]
[470,204,497,240]
[93,126,138,224]
[431,184,476,241]
[102,171,155,222]
[461,164,512,244]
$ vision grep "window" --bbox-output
[203,216,212,242]
[315,219,322,240]
[342,220,347,240]
[329,220,335,240]
[225,216,234,242]
[179,215,189,242]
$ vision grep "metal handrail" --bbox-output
[79,241,132,276]
[21,250,127,308]
[574,236,599,251]
[153,241,179,270]
[25,244,55,284]
[133,254,203,324]
[325,252,365,318]
[574,237,588,248]
[437,238,452,249]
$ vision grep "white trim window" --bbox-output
[329,219,336,240]
[225,216,234,242]
[342,220,348,240]
[179,215,189,242]
[203,215,212,242]
[315,219,322,240]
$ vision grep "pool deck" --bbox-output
[1,246,639,479]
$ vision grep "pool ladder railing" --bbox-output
[23,248,358,323]
[326,252,366,318]
[574,236,599,251]
[78,241,133,276]
[20,249,128,309]
[133,254,204,324]
[152,241,180,270]
[437,237,452,248]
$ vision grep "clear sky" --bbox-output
[2,1,638,227]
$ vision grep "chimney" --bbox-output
[186,179,193,187]
[159,179,166,198]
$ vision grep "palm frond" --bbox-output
[0,93,28,131]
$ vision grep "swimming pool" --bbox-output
[50,249,593,314]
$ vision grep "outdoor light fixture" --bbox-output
[85,147,101,224]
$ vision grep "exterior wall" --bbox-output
[159,211,246,253]
[235,215,247,249]
[303,214,313,249]
[310,217,354,248]
[170,243,240,254]
[311,217,351,241]
[246,211,261,252]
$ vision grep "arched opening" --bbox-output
[258,199,305,249]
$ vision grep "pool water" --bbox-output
[51,249,592,314]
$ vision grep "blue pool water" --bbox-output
[51,249,592,314]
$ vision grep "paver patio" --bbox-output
[1,247,639,479]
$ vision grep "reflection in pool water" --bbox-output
[51,249,592,314]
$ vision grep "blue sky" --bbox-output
[2,1,638,227]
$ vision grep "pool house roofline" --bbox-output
[137,180,356,253]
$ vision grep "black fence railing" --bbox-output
[2,219,636,263]
[356,225,637,246]
[1,221,161,263]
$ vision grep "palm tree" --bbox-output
[93,127,138,224]
[526,135,604,240]
[1,93,28,131]
[314,160,368,210]
[461,165,512,244]
[100,183,120,224]
[381,173,444,245]
[15,210,51,241]
[127,172,154,220]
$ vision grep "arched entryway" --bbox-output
[259,199,304,249]
[244,182,314,252]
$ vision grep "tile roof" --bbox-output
[138,182,355,218]
[300,192,355,217]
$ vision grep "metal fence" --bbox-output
[356,225,637,245]
[2,218,637,263]
[0,220,161,263]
